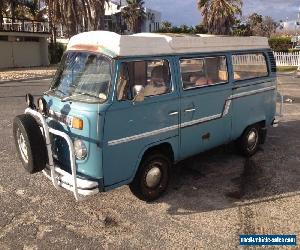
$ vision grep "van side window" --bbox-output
[180,56,228,90]
[232,53,268,81]
[117,60,171,101]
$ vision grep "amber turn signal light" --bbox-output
[72,117,83,130]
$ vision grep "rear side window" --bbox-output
[180,56,228,90]
[117,59,171,101]
[232,53,268,81]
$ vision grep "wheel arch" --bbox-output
[129,140,176,183]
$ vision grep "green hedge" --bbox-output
[48,43,66,64]
[268,37,293,52]
[288,48,300,53]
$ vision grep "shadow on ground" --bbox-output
[158,119,300,215]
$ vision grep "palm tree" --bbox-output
[197,0,242,35]
[90,0,109,30]
[0,0,7,29]
[121,0,145,33]
[24,0,44,21]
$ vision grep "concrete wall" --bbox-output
[0,33,49,69]
[0,42,14,68]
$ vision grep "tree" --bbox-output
[247,13,278,37]
[232,18,252,36]
[160,21,172,33]
[0,0,110,40]
[260,16,278,37]
[194,23,208,34]
[24,0,45,21]
[157,22,208,34]
[0,0,7,29]
[233,13,278,37]
[197,0,242,35]
[247,13,263,35]
[44,0,109,40]
[121,0,145,33]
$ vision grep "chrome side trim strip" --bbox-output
[223,100,232,117]
[180,113,222,128]
[230,86,276,99]
[108,124,179,146]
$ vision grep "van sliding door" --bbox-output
[178,55,233,159]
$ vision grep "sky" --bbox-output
[144,0,300,26]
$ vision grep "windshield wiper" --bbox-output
[43,88,66,97]
[61,92,97,102]
[43,88,55,96]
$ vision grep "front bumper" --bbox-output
[43,166,100,196]
[25,108,100,201]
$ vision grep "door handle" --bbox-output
[184,108,196,113]
[168,111,179,116]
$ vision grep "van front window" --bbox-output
[50,52,112,103]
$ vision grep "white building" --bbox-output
[0,17,50,68]
[104,0,161,33]
[142,8,161,33]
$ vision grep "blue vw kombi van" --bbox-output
[13,31,279,201]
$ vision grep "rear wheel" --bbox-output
[237,124,261,157]
[13,114,47,174]
[129,152,171,202]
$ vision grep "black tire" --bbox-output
[237,124,261,157]
[129,152,171,202]
[13,114,47,174]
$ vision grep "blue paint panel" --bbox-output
[43,95,108,180]
[102,57,180,187]
[230,50,277,140]
[175,53,233,159]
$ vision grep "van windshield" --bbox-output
[49,51,112,103]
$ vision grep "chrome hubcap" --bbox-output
[247,129,258,151]
[145,165,162,188]
[17,129,28,163]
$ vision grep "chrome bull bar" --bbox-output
[25,108,99,201]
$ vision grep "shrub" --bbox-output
[268,36,293,52]
[48,43,66,64]
[288,48,300,53]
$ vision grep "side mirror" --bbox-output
[132,85,145,103]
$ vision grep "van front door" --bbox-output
[178,55,232,159]
[102,58,179,188]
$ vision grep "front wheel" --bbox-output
[237,125,261,157]
[129,153,171,202]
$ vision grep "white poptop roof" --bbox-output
[67,31,269,58]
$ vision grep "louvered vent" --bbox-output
[268,51,277,73]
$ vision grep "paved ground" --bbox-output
[0,73,299,249]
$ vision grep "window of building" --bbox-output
[232,53,268,81]
[180,56,228,90]
[117,59,172,101]
[15,36,39,42]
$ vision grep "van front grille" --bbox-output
[51,134,71,174]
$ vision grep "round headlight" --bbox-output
[74,139,87,160]
[37,97,47,114]
[25,93,34,108]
